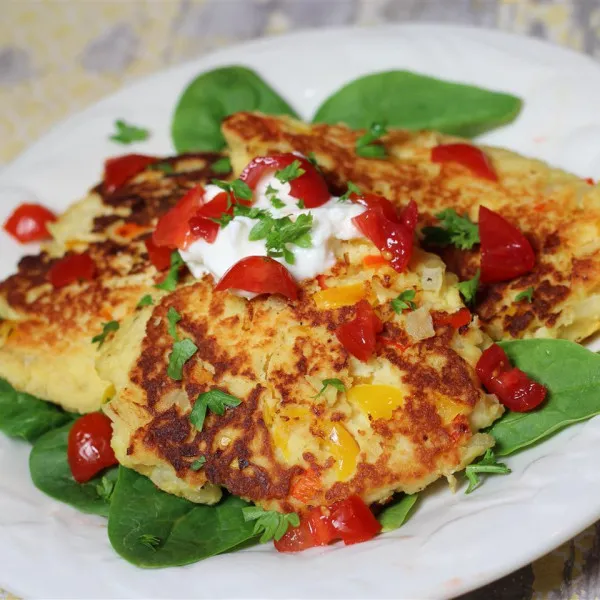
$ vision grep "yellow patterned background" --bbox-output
[1,1,600,599]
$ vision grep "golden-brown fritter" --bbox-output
[223,112,600,342]
[0,153,227,413]
[99,235,502,511]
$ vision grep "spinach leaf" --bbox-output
[313,70,522,137]
[108,467,259,567]
[490,340,600,456]
[378,494,418,532]
[0,378,72,443]
[172,66,298,153]
[29,422,117,517]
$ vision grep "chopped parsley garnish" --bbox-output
[265,184,278,196]
[149,162,174,174]
[248,213,313,265]
[275,160,305,184]
[422,209,480,250]
[296,199,305,209]
[339,181,361,202]
[465,449,511,494]
[96,475,116,502]
[209,213,234,228]
[242,506,300,543]
[457,269,480,305]
[110,119,150,145]
[155,251,184,292]
[313,378,346,398]
[211,157,232,175]
[190,456,207,471]
[212,178,253,207]
[91,320,119,348]
[189,389,242,432]
[167,338,198,381]
[515,286,534,303]
[355,122,388,159]
[136,294,154,308]
[391,290,417,313]
[234,205,270,220]
[138,534,161,550]
[270,196,286,209]
[166,306,181,341]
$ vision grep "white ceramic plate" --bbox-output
[1,24,600,600]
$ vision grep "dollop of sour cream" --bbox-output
[180,169,366,296]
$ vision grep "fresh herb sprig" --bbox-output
[391,290,416,313]
[457,269,480,305]
[91,321,119,348]
[355,122,388,158]
[465,449,511,494]
[156,251,184,292]
[313,378,346,398]
[242,506,300,543]
[110,119,150,145]
[422,209,479,250]
[515,286,534,303]
[190,389,242,432]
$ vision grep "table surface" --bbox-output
[1,1,600,598]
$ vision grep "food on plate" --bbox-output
[98,154,502,512]
[0,153,229,412]
[222,111,600,342]
[2,62,600,569]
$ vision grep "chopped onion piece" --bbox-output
[420,265,444,292]
[406,307,435,341]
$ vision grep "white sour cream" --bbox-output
[180,172,366,296]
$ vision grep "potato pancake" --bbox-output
[222,112,600,342]
[0,153,227,413]
[99,235,502,511]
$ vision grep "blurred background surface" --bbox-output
[1,1,600,599]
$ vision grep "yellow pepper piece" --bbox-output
[326,423,359,481]
[272,406,311,460]
[347,384,404,420]
[313,283,366,310]
[436,396,469,425]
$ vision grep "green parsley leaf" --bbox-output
[282,247,295,265]
[465,449,511,494]
[110,119,150,145]
[270,196,286,209]
[275,160,305,184]
[233,205,270,220]
[211,157,232,175]
[189,389,242,432]
[313,378,346,398]
[167,338,198,381]
[265,184,278,196]
[166,306,181,341]
[391,290,416,313]
[248,218,274,241]
[138,534,161,550]
[296,199,305,209]
[457,269,480,305]
[515,286,534,303]
[136,294,154,309]
[422,209,479,250]
[155,251,184,292]
[149,162,174,174]
[355,122,388,159]
[209,213,234,228]
[91,320,120,348]
[190,456,207,471]
[231,179,253,201]
[306,152,319,167]
[339,181,361,202]
[212,178,252,206]
[96,474,116,502]
[242,506,300,543]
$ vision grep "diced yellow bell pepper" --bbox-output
[326,423,359,481]
[313,283,366,310]
[435,396,469,425]
[347,384,404,420]
[272,406,311,460]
